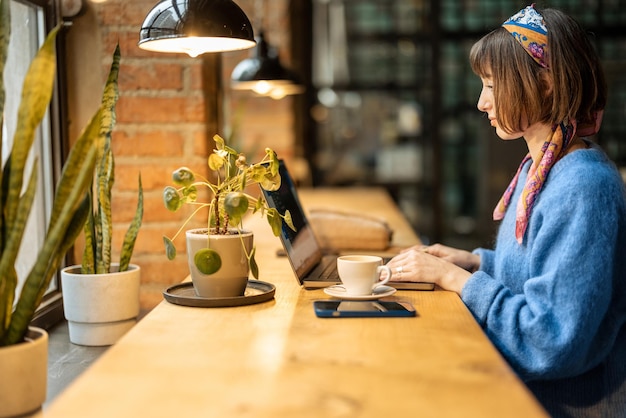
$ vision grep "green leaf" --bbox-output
[96,139,114,274]
[213,134,225,150]
[182,185,197,202]
[5,25,59,232]
[92,44,120,274]
[163,236,177,260]
[0,161,37,342]
[266,208,283,237]
[0,0,10,149]
[99,44,120,138]
[260,172,281,191]
[163,186,182,212]
[7,194,92,345]
[172,167,195,186]
[81,189,95,274]
[208,153,224,171]
[119,174,143,272]
[284,210,296,231]
[224,192,248,226]
[0,25,61,345]
[249,247,259,280]
[194,248,222,275]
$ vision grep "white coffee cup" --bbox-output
[336,255,392,296]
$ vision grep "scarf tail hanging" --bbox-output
[493,122,575,244]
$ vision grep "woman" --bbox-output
[387,5,626,417]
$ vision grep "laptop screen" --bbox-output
[261,160,323,280]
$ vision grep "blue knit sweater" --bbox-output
[463,144,626,417]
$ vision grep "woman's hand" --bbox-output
[414,244,480,273]
[386,244,479,295]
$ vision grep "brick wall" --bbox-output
[66,0,296,311]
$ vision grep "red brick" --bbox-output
[96,1,153,28]
[112,130,185,158]
[116,96,205,124]
[119,62,184,91]
[113,162,186,191]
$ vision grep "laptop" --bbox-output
[261,160,434,291]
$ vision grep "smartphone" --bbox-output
[313,300,417,318]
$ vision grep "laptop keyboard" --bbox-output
[319,261,338,280]
[306,256,339,282]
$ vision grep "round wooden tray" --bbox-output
[163,280,275,308]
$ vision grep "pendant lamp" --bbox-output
[138,0,256,57]
[231,31,304,99]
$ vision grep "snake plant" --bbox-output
[0,1,120,346]
[80,47,143,275]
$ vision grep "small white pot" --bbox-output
[186,229,253,298]
[61,263,140,346]
[0,327,47,417]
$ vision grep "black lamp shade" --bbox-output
[138,0,256,56]
[231,32,304,98]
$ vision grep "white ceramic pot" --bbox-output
[61,263,140,346]
[186,228,253,298]
[0,327,47,417]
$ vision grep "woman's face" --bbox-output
[477,75,524,140]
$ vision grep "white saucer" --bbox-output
[323,285,396,300]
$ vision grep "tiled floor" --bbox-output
[44,321,108,406]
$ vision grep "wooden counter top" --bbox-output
[39,188,547,417]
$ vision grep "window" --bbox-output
[3,0,65,327]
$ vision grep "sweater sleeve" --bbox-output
[472,247,495,276]
[461,162,623,381]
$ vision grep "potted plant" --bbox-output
[163,135,295,298]
[0,10,117,417]
[60,46,144,347]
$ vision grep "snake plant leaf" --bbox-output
[5,107,101,345]
[0,0,10,149]
[119,174,143,272]
[0,24,60,346]
[0,267,16,336]
[6,195,91,345]
[0,162,37,342]
[94,46,119,274]
[96,139,114,274]
[5,25,59,230]
[100,44,119,137]
[80,42,122,275]
[81,190,95,274]
[93,44,119,274]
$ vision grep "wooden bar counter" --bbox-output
[39,188,547,417]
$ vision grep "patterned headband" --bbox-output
[502,4,548,67]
